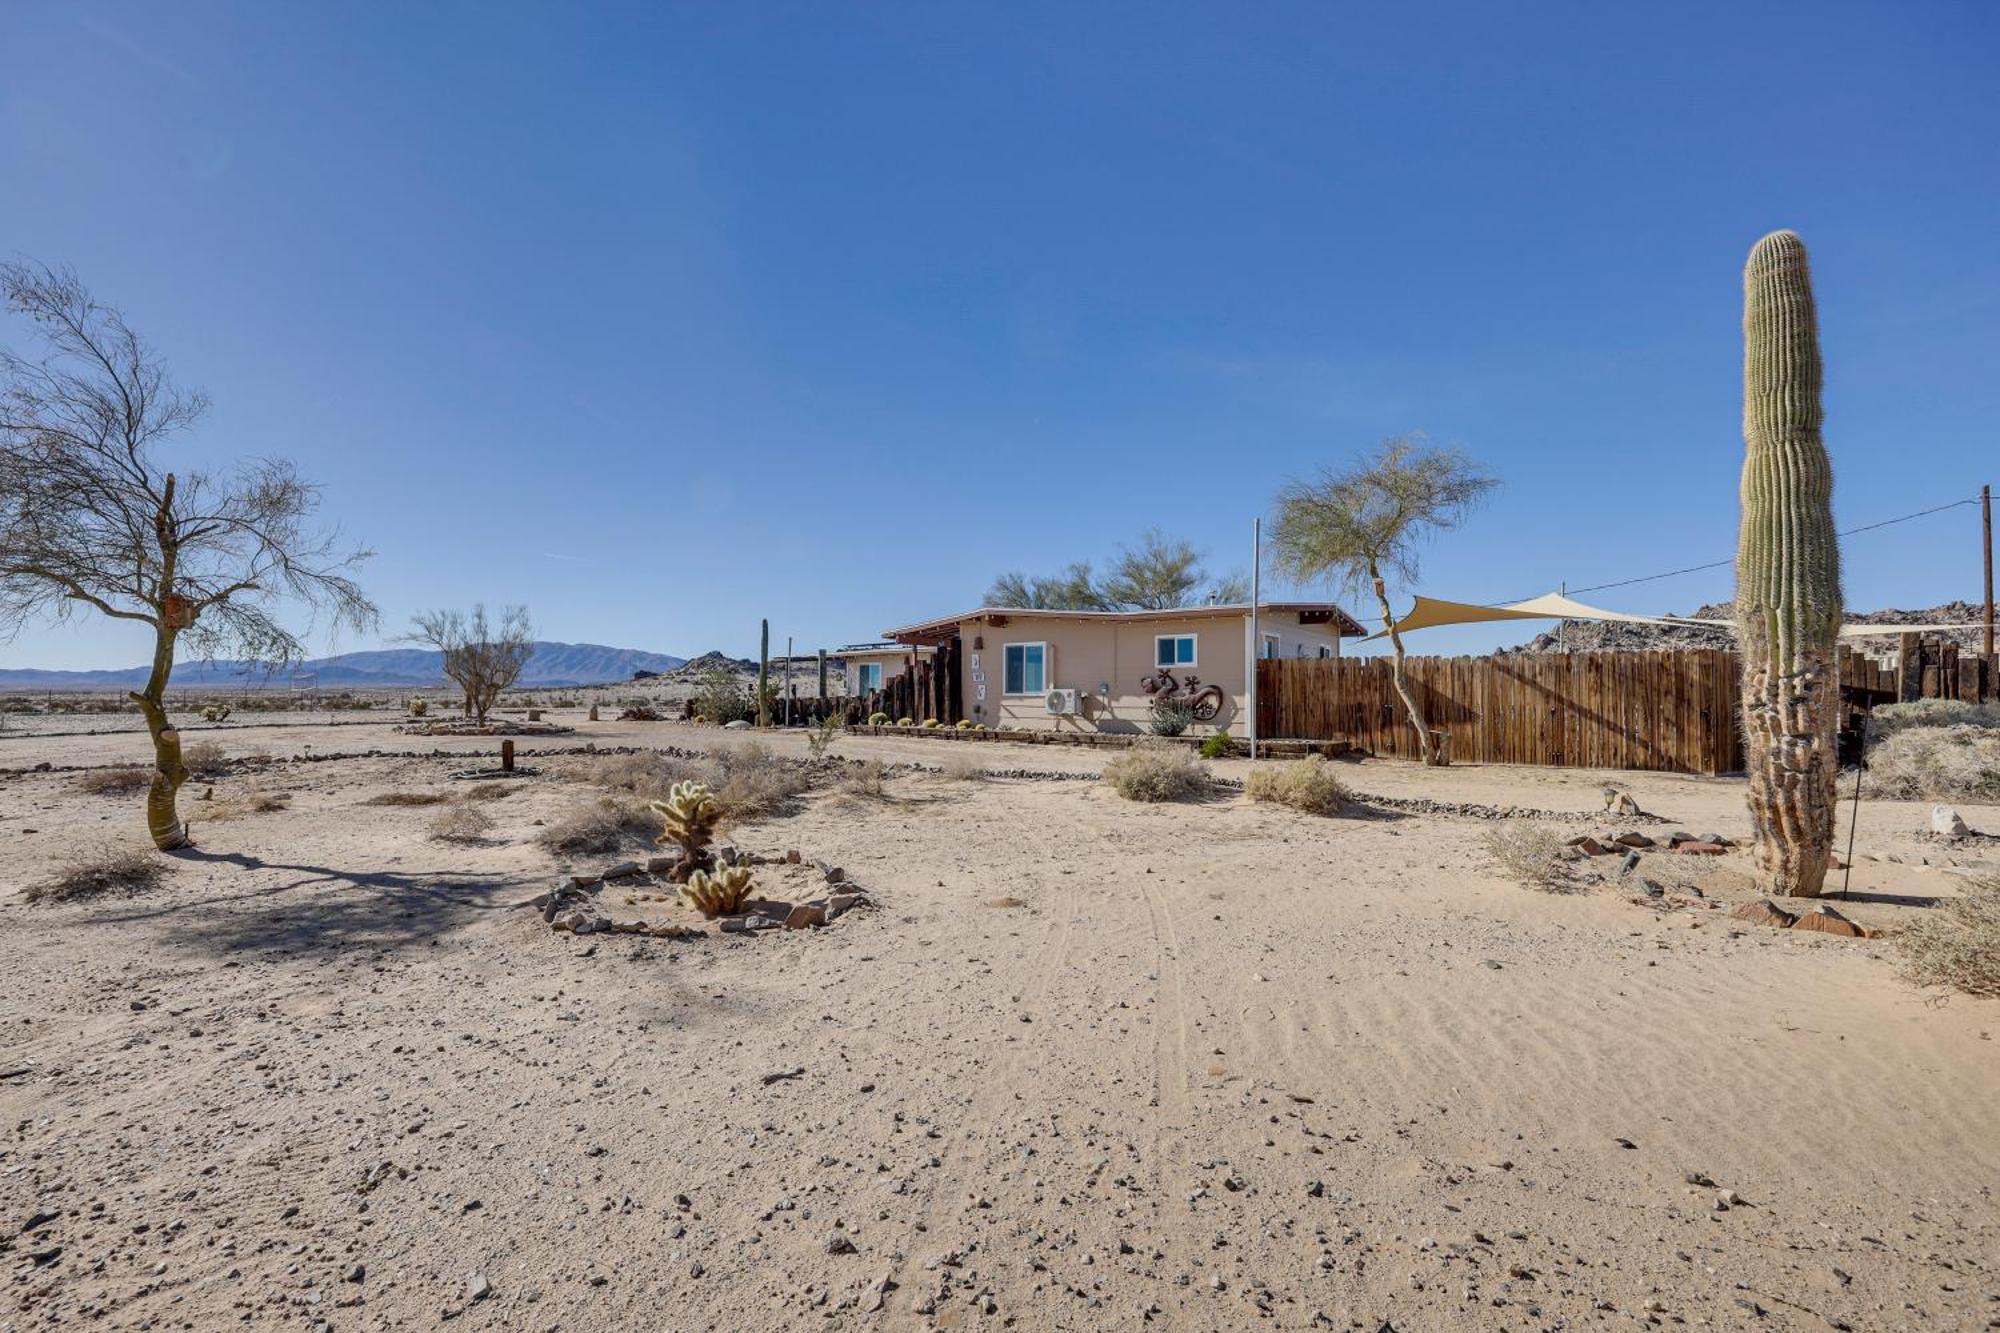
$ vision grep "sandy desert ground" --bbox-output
[2,710,1996,1333]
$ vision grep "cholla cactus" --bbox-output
[681,863,754,918]
[1736,229,1842,897]
[409,699,428,717]
[649,780,720,864]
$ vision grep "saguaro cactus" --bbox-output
[1736,229,1843,897]
[757,619,771,727]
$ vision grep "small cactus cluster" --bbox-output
[896,717,914,727]
[922,718,941,729]
[409,700,428,717]
[868,712,890,726]
[681,863,754,918]
[650,780,719,868]
[954,719,975,730]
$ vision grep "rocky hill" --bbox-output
[1508,601,1990,655]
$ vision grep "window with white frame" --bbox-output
[855,662,883,693]
[1317,645,1334,659]
[1154,633,1197,668]
[1002,642,1047,695]
[1260,633,1280,659]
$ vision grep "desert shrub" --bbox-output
[465,781,518,801]
[1484,822,1585,892]
[1897,873,2000,997]
[938,753,987,782]
[536,796,657,855]
[563,751,695,802]
[181,739,229,775]
[205,788,292,820]
[427,802,496,843]
[76,767,151,796]
[618,704,662,722]
[362,790,453,807]
[805,714,843,759]
[26,846,166,904]
[408,699,428,717]
[841,759,890,799]
[1245,756,1347,816]
[1869,699,2000,739]
[1149,705,1195,738]
[200,704,231,723]
[691,670,753,725]
[1199,732,1234,760]
[710,741,809,821]
[1102,744,1209,803]
[1865,726,2000,802]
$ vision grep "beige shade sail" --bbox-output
[1364,590,1988,643]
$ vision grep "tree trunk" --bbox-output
[129,625,189,850]
[1371,562,1437,765]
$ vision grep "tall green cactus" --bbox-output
[1736,229,1843,897]
[757,618,770,728]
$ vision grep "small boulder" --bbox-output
[1677,841,1728,856]
[723,719,752,730]
[785,902,828,930]
[1613,832,1656,849]
[1932,804,1970,839]
[1792,905,1866,938]
[1729,898,1796,929]
[602,861,643,880]
[825,893,868,919]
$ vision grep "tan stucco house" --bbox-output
[833,642,933,697]
[879,603,1365,736]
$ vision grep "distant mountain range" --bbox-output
[0,642,688,691]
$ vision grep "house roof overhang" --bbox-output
[883,603,1367,645]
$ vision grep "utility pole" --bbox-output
[1983,483,1993,662]
[1248,516,1261,761]
[785,635,794,727]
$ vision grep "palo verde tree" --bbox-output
[1270,435,1496,766]
[1736,230,1842,896]
[987,532,1247,612]
[406,604,534,724]
[0,261,376,848]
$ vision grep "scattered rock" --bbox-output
[1678,841,1729,856]
[1613,832,1656,849]
[1729,898,1797,929]
[468,1274,492,1302]
[785,902,828,930]
[1793,905,1867,938]
[824,1230,857,1255]
[1932,804,1970,839]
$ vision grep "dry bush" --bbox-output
[465,781,518,802]
[938,753,988,782]
[1897,874,2000,997]
[535,796,657,856]
[840,759,891,800]
[26,846,166,904]
[1102,745,1210,803]
[560,751,695,803]
[1865,726,2000,803]
[75,766,150,796]
[205,788,292,820]
[1484,821,1586,892]
[1870,699,2000,739]
[1245,756,1347,816]
[710,741,810,822]
[181,739,229,775]
[427,802,496,843]
[363,790,453,807]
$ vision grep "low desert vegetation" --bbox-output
[1864,726,2000,802]
[26,846,167,904]
[805,714,843,758]
[839,758,891,800]
[75,766,152,796]
[204,788,292,820]
[1896,873,2000,998]
[1102,744,1210,803]
[1484,821,1587,892]
[1868,698,2000,738]
[937,753,987,782]
[708,741,810,821]
[181,739,229,775]
[562,751,696,802]
[535,795,657,856]
[1149,705,1195,738]
[362,790,453,807]
[1245,756,1347,816]
[1198,732,1234,759]
[427,802,496,843]
[465,781,518,802]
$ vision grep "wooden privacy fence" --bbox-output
[1257,640,1996,776]
[1256,650,1741,775]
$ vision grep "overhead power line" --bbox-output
[1560,495,1982,600]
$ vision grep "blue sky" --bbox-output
[4,1,1996,670]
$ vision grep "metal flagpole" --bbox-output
[1249,517,1261,760]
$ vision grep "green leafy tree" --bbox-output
[1270,435,1496,765]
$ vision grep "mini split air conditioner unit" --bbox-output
[1044,688,1082,716]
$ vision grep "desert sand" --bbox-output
[2,711,1996,1332]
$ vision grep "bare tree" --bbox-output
[0,262,376,847]
[407,604,534,724]
[1270,435,1497,765]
